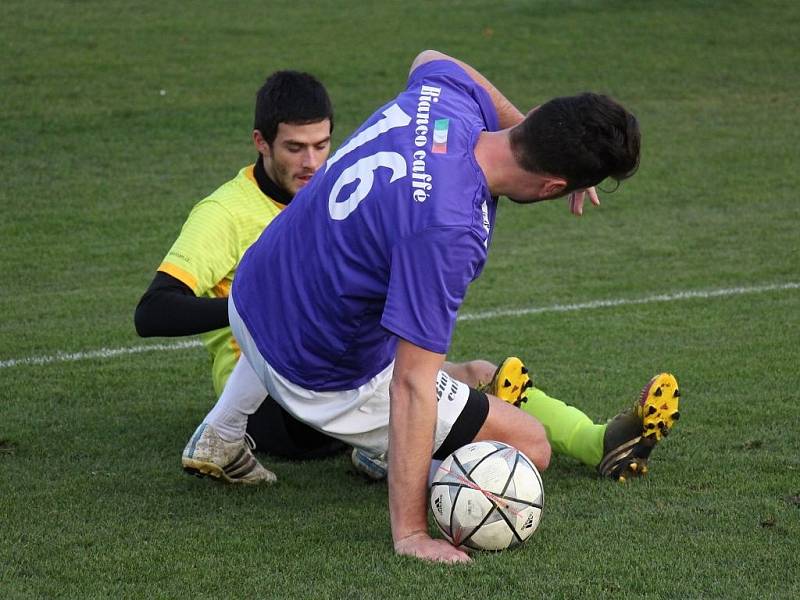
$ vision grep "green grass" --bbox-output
[2,0,799,598]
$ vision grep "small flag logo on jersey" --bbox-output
[432,119,450,154]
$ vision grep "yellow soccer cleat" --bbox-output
[480,356,534,407]
[597,373,681,481]
[638,372,681,442]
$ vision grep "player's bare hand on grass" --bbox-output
[568,186,600,216]
[394,532,471,564]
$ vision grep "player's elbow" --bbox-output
[410,49,449,74]
[388,375,413,406]
[388,372,432,414]
[133,295,156,337]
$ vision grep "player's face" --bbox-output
[263,120,332,196]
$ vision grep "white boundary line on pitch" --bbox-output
[457,281,800,322]
[0,339,204,369]
[2,281,798,370]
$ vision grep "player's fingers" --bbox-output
[570,191,585,216]
[588,186,600,206]
[447,552,471,564]
[440,545,471,563]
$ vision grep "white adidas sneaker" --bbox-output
[182,423,276,485]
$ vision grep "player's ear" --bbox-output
[253,129,271,158]
[541,176,567,198]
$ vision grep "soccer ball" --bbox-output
[429,440,544,551]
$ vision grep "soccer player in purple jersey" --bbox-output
[183,50,669,563]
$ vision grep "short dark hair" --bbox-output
[510,93,640,192]
[254,70,334,145]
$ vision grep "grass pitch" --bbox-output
[2,1,799,598]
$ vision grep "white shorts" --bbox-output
[229,297,488,458]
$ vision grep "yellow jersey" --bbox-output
[158,165,284,395]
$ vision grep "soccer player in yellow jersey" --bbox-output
[135,71,346,460]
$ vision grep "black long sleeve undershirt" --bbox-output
[134,271,229,337]
[135,158,290,338]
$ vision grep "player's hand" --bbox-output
[394,532,471,564]
[568,186,600,216]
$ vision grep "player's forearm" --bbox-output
[134,272,229,337]
[387,376,438,545]
[411,50,524,129]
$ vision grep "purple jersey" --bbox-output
[234,60,499,390]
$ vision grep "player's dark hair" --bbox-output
[254,70,334,145]
[510,93,640,192]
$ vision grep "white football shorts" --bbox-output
[229,296,488,458]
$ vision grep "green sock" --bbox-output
[521,387,606,467]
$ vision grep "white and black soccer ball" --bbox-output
[429,440,544,551]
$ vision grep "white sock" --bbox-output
[205,357,268,442]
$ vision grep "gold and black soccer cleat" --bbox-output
[597,373,681,482]
[480,356,535,407]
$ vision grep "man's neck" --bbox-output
[474,130,547,201]
[253,156,293,205]
[474,130,515,196]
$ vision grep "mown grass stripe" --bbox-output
[2,281,797,370]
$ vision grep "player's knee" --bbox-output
[465,360,496,386]
[530,438,551,472]
[518,439,550,472]
[520,421,551,472]
[443,360,495,387]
